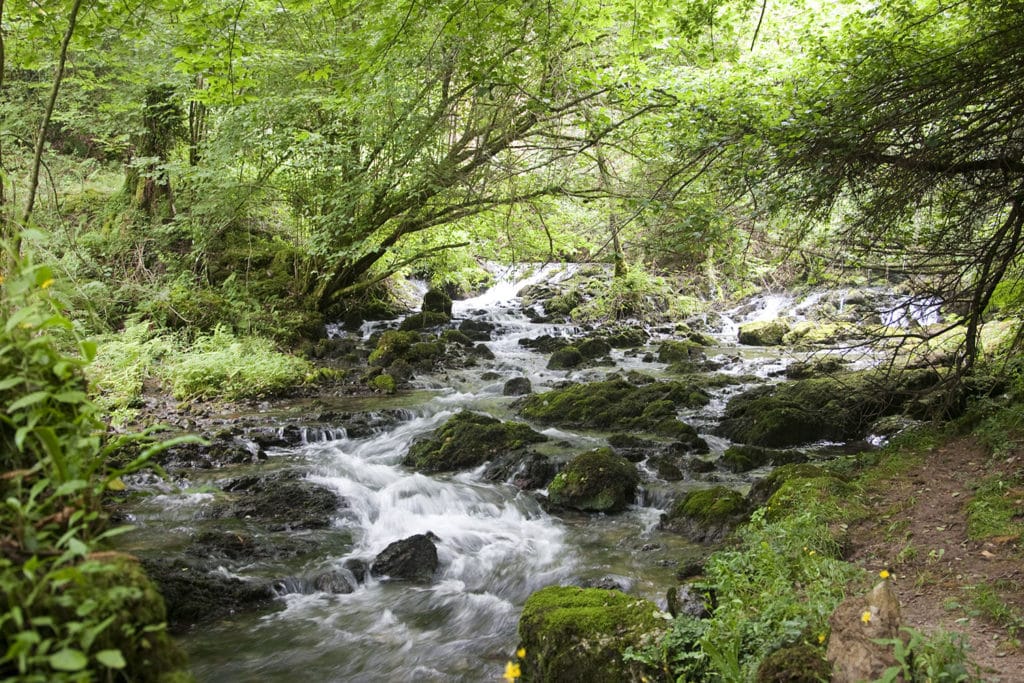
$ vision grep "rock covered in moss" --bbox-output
[756,642,831,682]
[58,555,195,681]
[738,319,791,346]
[661,486,749,543]
[422,289,453,316]
[746,463,836,507]
[517,586,666,683]
[518,377,707,437]
[576,337,612,359]
[368,330,420,366]
[720,444,807,473]
[782,320,859,346]
[547,448,639,513]
[403,411,548,472]
[398,310,451,331]
[657,339,705,363]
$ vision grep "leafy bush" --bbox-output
[0,246,192,681]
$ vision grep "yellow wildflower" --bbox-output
[503,661,521,681]
[41,278,55,289]
[879,570,890,579]
[861,611,872,624]
[516,648,526,659]
[817,633,826,644]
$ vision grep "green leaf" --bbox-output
[0,376,24,391]
[7,390,51,411]
[95,649,127,669]
[49,648,88,672]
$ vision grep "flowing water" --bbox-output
[120,268,925,681]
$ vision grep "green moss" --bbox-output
[673,486,748,525]
[403,411,548,472]
[782,320,858,346]
[517,586,666,683]
[370,373,397,394]
[547,346,584,369]
[368,330,420,366]
[738,319,791,346]
[548,448,640,512]
[398,311,451,331]
[721,445,807,473]
[519,377,707,435]
[658,339,704,363]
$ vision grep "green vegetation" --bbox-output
[0,252,192,681]
[403,411,548,473]
[547,448,640,513]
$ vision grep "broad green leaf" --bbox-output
[49,648,88,672]
[96,649,127,669]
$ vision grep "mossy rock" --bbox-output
[370,373,397,394]
[547,448,640,513]
[747,463,836,508]
[577,337,612,360]
[661,486,749,543]
[785,356,846,379]
[547,346,584,370]
[518,378,707,437]
[403,411,548,472]
[368,330,420,366]
[755,642,831,682]
[658,339,705,363]
[782,320,858,346]
[57,555,195,682]
[422,289,452,316]
[517,586,666,683]
[764,476,856,521]
[738,319,791,346]
[604,326,650,348]
[398,311,451,331]
[720,445,807,473]
[440,329,473,347]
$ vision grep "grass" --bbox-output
[965,475,1024,541]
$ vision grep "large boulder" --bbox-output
[503,376,533,396]
[713,369,940,448]
[370,533,440,583]
[518,377,708,437]
[661,486,749,543]
[547,346,584,370]
[517,586,666,683]
[403,411,548,472]
[547,448,639,513]
[738,319,791,346]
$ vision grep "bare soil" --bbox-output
[845,438,1024,681]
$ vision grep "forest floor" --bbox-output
[844,437,1024,681]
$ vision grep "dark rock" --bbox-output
[370,533,439,583]
[547,346,584,370]
[518,334,570,354]
[649,455,685,481]
[604,326,650,348]
[580,576,631,592]
[185,529,322,562]
[502,376,533,396]
[785,356,846,379]
[207,471,343,531]
[547,448,639,513]
[422,289,453,316]
[483,451,556,490]
[667,584,709,618]
[458,319,494,341]
[404,411,548,472]
[517,586,666,683]
[685,457,716,474]
[661,486,749,543]
[399,311,451,331]
[440,329,474,347]
[344,558,368,584]
[142,557,276,631]
[312,569,357,594]
[470,343,495,360]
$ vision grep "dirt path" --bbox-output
[845,438,1024,681]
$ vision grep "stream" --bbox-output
[117,265,927,682]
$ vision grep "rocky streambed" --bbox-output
[112,264,952,681]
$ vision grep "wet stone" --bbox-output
[370,533,440,583]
